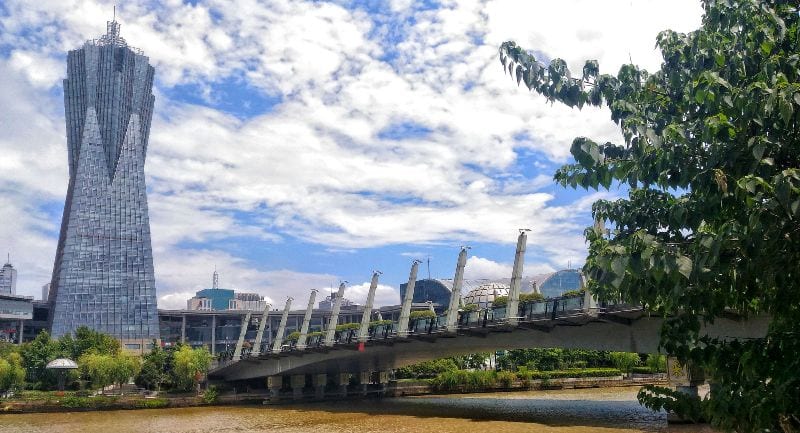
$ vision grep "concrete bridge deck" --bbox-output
[208,300,768,382]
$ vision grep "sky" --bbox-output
[0,0,703,309]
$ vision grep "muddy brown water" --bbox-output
[0,387,716,433]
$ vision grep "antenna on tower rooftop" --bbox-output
[113,5,116,22]
[427,255,431,280]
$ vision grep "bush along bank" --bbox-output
[0,389,236,414]
[415,368,667,394]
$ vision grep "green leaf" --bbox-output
[676,256,692,279]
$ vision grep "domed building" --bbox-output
[462,282,510,309]
[531,269,583,298]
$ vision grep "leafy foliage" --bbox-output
[0,352,26,393]
[520,293,545,303]
[409,310,437,319]
[172,345,212,392]
[201,384,219,404]
[609,352,641,374]
[18,331,61,388]
[135,342,170,391]
[500,1,800,430]
[59,326,120,359]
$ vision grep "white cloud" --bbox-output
[0,0,701,306]
[335,281,400,308]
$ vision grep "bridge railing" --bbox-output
[369,323,393,340]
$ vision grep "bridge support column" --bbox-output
[358,272,381,342]
[313,373,327,400]
[336,373,349,398]
[324,283,347,347]
[378,371,389,394]
[253,302,272,355]
[506,229,529,327]
[272,297,293,354]
[359,371,371,396]
[267,376,282,400]
[397,260,421,337]
[666,358,706,423]
[291,374,305,400]
[232,312,251,362]
[296,290,318,350]
[445,247,469,333]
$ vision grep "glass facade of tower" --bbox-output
[48,20,159,340]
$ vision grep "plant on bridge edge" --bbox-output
[409,310,437,320]
[499,1,800,431]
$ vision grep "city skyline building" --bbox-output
[48,18,159,345]
[0,258,18,295]
[186,271,267,311]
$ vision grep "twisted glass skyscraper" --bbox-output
[49,20,159,342]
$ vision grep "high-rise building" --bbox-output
[48,19,159,343]
[0,259,17,295]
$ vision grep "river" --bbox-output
[0,387,715,433]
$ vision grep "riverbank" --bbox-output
[0,374,667,414]
[389,374,668,397]
[0,388,717,433]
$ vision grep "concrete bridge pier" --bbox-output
[291,374,305,400]
[378,371,389,395]
[267,376,281,400]
[336,373,350,398]
[313,374,327,400]
[359,371,371,396]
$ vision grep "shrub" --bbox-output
[135,398,169,409]
[645,354,667,373]
[409,310,436,320]
[285,332,300,342]
[561,289,585,298]
[368,320,393,329]
[492,296,508,307]
[395,358,458,379]
[461,304,479,312]
[516,367,533,387]
[496,371,516,388]
[609,352,641,374]
[520,293,545,302]
[202,385,218,404]
[527,368,622,379]
[429,370,497,392]
[335,323,360,332]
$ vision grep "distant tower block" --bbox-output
[48,17,159,341]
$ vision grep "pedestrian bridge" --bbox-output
[207,231,768,396]
[208,296,767,382]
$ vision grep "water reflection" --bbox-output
[0,388,716,433]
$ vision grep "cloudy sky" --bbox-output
[0,0,702,309]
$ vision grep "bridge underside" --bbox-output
[209,311,769,382]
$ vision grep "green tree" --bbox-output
[110,352,141,395]
[0,352,26,394]
[172,346,212,393]
[135,342,170,391]
[499,1,799,430]
[18,331,61,388]
[60,326,120,359]
[79,352,115,394]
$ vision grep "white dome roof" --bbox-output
[462,283,510,308]
[46,358,78,369]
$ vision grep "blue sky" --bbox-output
[0,0,702,308]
